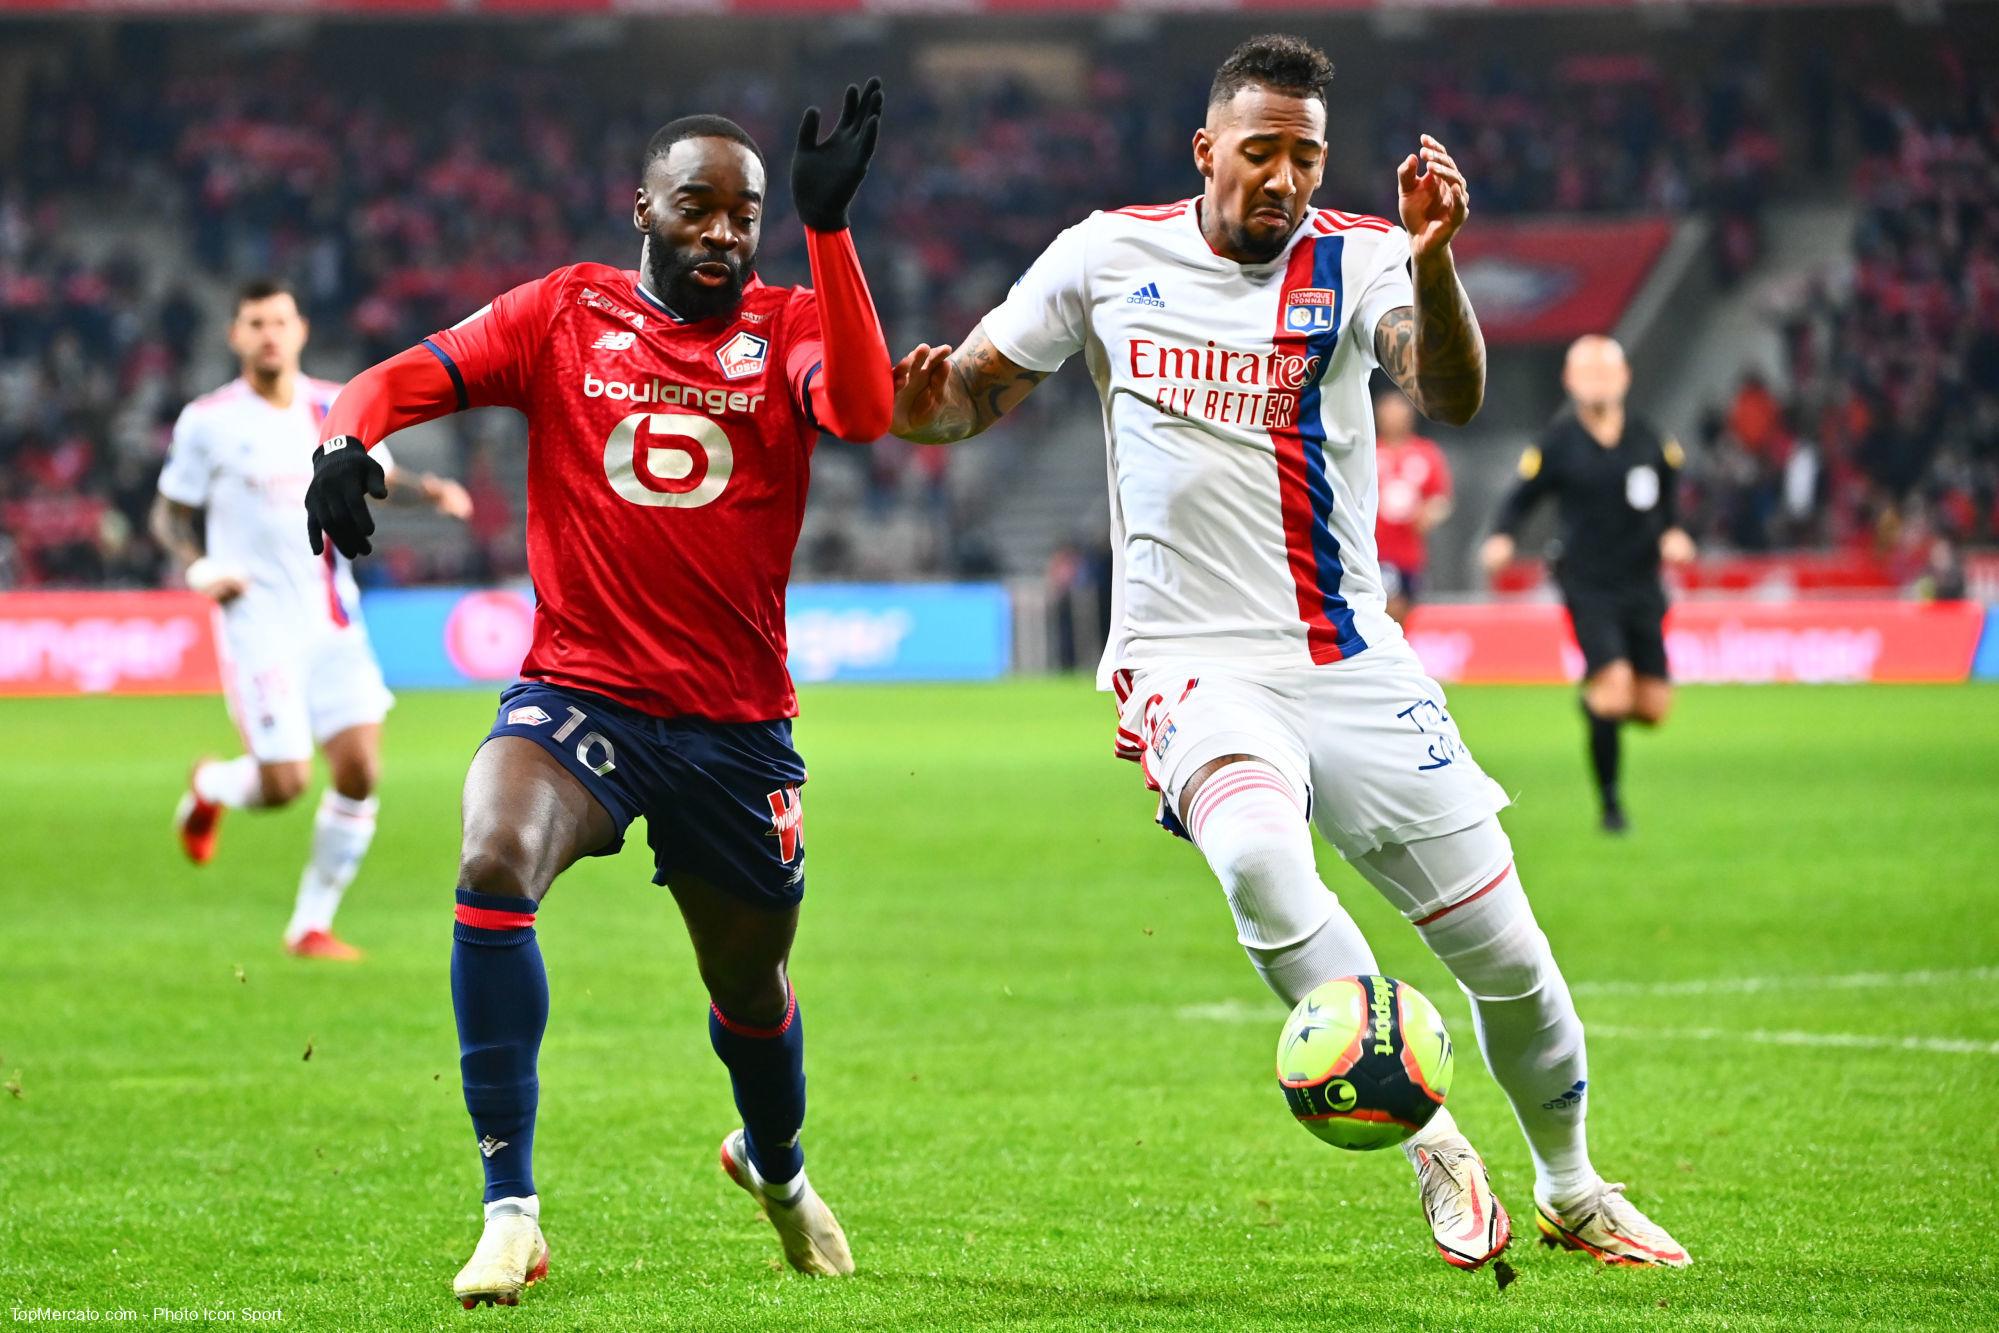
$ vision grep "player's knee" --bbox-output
[258,763,310,807]
[1585,663,1635,717]
[1584,683,1633,719]
[703,962,790,1029]
[457,828,551,903]
[1632,686,1673,726]
[1419,879,1557,1003]
[1206,837,1296,900]
[329,753,379,800]
[1190,767,1326,950]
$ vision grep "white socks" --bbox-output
[484,1194,539,1222]
[1189,762,1378,1006]
[1243,911,1380,1008]
[285,790,377,942]
[1414,867,1596,1208]
[194,755,266,808]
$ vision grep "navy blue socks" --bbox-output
[709,986,807,1186]
[452,888,547,1202]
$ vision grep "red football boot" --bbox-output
[174,762,225,865]
[285,929,364,962]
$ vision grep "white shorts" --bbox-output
[1113,648,1510,859]
[218,614,394,764]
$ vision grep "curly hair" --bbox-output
[1208,33,1335,109]
[644,114,764,172]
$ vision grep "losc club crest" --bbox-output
[1283,288,1339,335]
[716,331,770,381]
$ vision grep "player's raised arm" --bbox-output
[1373,135,1486,427]
[791,79,894,443]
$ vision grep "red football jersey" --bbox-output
[1374,435,1452,574]
[423,263,824,721]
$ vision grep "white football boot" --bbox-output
[1536,1180,1690,1267]
[1406,1134,1512,1270]
[453,1195,550,1308]
[719,1129,854,1275]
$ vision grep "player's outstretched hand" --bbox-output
[891,343,954,438]
[1397,134,1470,257]
[305,436,388,559]
[792,77,883,232]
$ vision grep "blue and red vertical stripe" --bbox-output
[1269,236,1367,664]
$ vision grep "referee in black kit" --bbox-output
[1481,335,1695,833]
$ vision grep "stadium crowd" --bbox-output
[1686,59,1998,588]
[0,22,1987,590]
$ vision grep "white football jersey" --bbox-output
[157,376,394,635]
[982,198,1416,683]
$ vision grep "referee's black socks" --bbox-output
[1581,699,1622,816]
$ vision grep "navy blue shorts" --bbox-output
[1380,561,1423,605]
[483,681,807,910]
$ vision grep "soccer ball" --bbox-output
[1276,975,1454,1151]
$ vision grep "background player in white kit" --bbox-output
[892,36,1688,1270]
[152,279,472,960]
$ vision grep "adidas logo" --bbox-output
[1126,282,1165,307]
[1541,1079,1587,1112]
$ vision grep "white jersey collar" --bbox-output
[1183,199,1322,276]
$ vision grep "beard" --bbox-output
[1223,214,1292,264]
[644,229,754,323]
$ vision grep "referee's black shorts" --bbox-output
[1561,579,1669,679]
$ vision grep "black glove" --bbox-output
[791,77,883,232]
[305,436,388,559]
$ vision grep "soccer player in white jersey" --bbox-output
[892,35,1688,1270]
[152,279,472,960]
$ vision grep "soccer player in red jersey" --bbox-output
[303,84,893,1305]
[1372,388,1453,625]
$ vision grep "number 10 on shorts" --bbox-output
[552,706,617,776]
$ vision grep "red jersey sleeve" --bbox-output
[791,228,893,442]
[319,269,568,451]
[421,269,568,412]
[1419,438,1453,502]
[784,288,825,422]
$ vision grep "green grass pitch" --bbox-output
[4,680,1996,1330]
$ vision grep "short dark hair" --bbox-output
[1208,34,1335,110]
[233,277,294,313]
[644,115,764,173]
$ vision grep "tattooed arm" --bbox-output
[1373,256,1485,427]
[149,494,248,602]
[890,326,1051,444]
[1374,134,1486,427]
[149,495,204,569]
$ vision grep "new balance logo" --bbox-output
[591,330,637,352]
[1126,282,1166,307]
[478,1135,510,1159]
